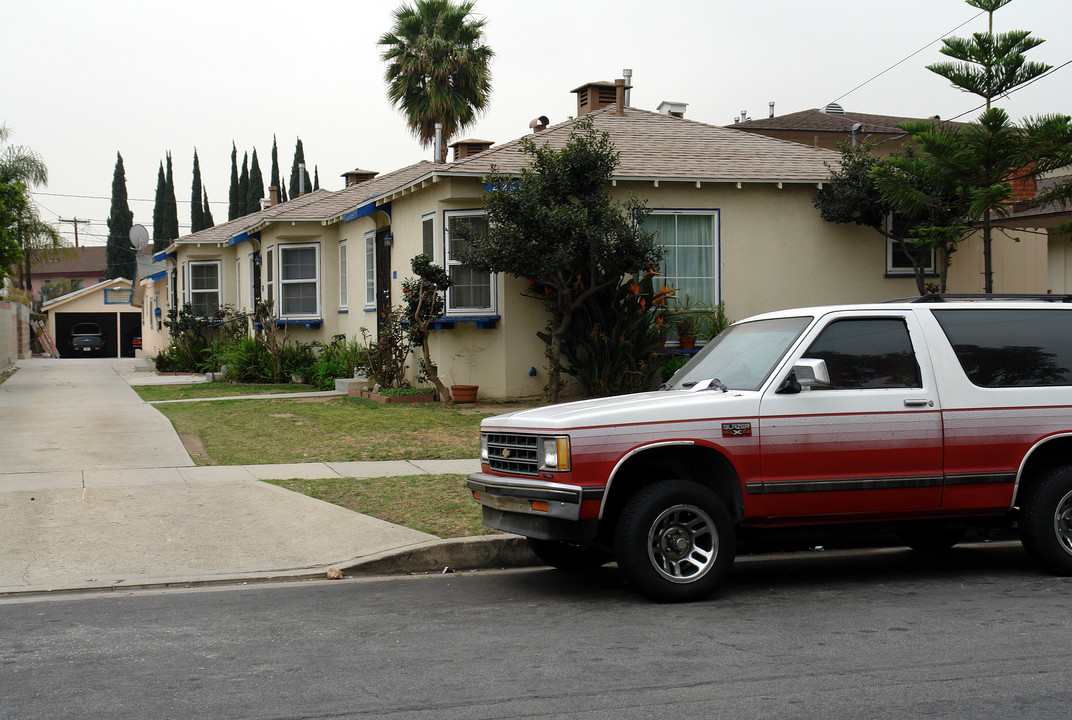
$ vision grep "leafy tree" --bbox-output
[816,141,964,293]
[14,202,67,296]
[379,0,493,163]
[248,148,264,212]
[460,117,662,403]
[288,138,312,198]
[190,149,208,233]
[402,254,453,401]
[228,142,240,220]
[0,181,24,287]
[106,152,134,280]
[910,0,1060,293]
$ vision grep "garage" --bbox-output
[42,279,142,359]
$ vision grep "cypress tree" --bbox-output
[202,188,214,228]
[164,152,178,241]
[152,161,167,250]
[270,135,281,198]
[191,149,207,233]
[248,148,265,212]
[105,152,134,280]
[280,181,288,203]
[238,152,250,216]
[289,138,312,198]
[228,142,240,220]
[313,165,319,191]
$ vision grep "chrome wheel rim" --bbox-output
[1055,490,1072,557]
[647,503,718,584]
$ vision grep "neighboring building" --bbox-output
[157,80,1049,399]
[19,246,108,305]
[997,173,1072,294]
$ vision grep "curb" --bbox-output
[0,536,540,598]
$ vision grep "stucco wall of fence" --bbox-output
[0,300,31,369]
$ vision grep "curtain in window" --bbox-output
[643,213,717,305]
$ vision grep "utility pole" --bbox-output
[58,217,90,247]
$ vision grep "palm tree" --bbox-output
[0,123,49,186]
[379,0,493,163]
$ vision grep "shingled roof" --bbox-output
[729,108,952,136]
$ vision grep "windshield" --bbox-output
[667,316,812,391]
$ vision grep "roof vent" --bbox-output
[529,116,550,133]
[572,81,621,115]
[822,102,846,115]
[449,139,494,161]
[341,169,378,187]
[657,101,688,118]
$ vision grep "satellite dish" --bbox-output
[129,224,150,250]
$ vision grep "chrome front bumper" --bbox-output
[467,472,603,521]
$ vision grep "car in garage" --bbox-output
[69,322,105,354]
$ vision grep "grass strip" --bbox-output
[153,396,488,465]
[135,382,318,402]
[263,474,496,539]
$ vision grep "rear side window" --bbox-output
[933,309,1072,387]
[802,318,921,390]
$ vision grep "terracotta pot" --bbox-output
[679,337,696,351]
[451,384,479,404]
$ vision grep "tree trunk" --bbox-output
[421,336,451,403]
[982,215,993,294]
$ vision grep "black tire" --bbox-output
[897,523,967,552]
[526,538,612,571]
[1020,466,1072,575]
[614,479,736,603]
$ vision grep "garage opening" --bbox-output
[54,312,140,358]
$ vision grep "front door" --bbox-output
[759,312,944,519]
[375,227,392,335]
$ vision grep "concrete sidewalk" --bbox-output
[0,358,532,596]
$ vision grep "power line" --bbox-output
[31,190,229,208]
[945,59,1072,121]
[830,11,985,105]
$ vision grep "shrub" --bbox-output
[311,335,370,390]
[360,308,411,389]
[220,336,275,383]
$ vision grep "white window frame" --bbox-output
[187,260,221,318]
[278,243,322,320]
[265,247,274,311]
[886,236,936,276]
[248,253,257,311]
[444,209,496,315]
[338,241,348,310]
[364,232,376,309]
[644,209,721,307]
[235,258,242,312]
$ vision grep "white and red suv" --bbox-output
[468,297,1072,601]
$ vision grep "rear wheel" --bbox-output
[615,480,735,603]
[526,538,611,571]
[1021,466,1072,575]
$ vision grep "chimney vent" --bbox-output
[769,101,775,118]
[657,101,688,119]
[298,162,306,194]
[434,123,443,163]
[269,185,280,206]
[571,81,625,116]
[529,116,550,133]
[622,68,633,106]
[341,169,378,187]
[449,139,494,161]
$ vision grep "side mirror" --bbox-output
[794,358,831,388]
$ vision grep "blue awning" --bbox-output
[343,201,390,223]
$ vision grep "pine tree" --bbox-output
[228,142,240,220]
[248,148,265,212]
[202,188,214,228]
[190,149,206,233]
[164,152,178,241]
[152,161,167,249]
[106,152,134,280]
[238,152,250,216]
[289,138,312,198]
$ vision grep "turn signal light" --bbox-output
[530,500,550,513]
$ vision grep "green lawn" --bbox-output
[264,474,496,539]
[152,395,494,465]
[134,382,318,402]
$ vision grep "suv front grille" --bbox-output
[486,433,540,475]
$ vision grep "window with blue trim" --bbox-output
[641,211,719,306]
[279,244,320,319]
[188,260,221,317]
[445,210,494,314]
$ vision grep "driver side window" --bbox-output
[803,318,921,390]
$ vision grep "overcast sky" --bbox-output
[7,0,1070,247]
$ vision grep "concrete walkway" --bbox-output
[0,358,528,595]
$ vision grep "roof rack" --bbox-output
[885,293,1072,304]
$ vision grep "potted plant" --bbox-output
[670,295,703,350]
[451,345,480,404]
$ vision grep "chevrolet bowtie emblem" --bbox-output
[501,449,512,458]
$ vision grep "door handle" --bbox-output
[904,399,933,408]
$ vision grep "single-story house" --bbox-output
[157,79,1049,399]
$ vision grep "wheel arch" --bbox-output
[1015,433,1072,508]
[599,442,744,529]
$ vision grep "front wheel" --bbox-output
[1021,466,1072,575]
[526,538,612,571]
[615,480,735,602]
